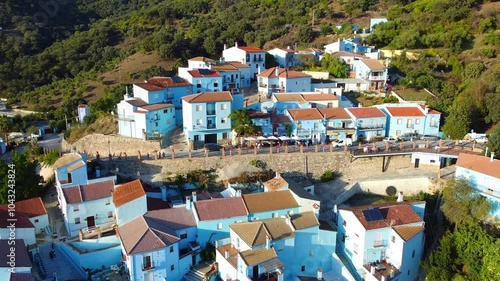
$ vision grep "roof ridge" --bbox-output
[128,216,151,254]
[77,185,83,202]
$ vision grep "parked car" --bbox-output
[421,135,438,141]
[475,136,488,144]
[331,138,353,147]
[398,133,421,141]
[383,137,398,144]
[203,143,222,151]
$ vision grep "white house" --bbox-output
[257,67,312,97]
[0,197,49,237]
[187,56,215,70]
[351,59,388,91]
[337,201,426,281]
[324,38,375,54]
[182,91,235,144]
[297,47,325,62]
[0,239,32,281]
[222,43,266,79]
[267,47,298,68]
[224,61,252,88]
[77,104,91,123]
[112,179,147,226]
[117,208,198,281]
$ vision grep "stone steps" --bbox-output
[181,268,205,281]
[38,243,86,281]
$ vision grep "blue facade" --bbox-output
[354,117,386,141]
[251,117,273,136]
[143,107,177,137]
[197,216,248,248]
[248,207,300,221]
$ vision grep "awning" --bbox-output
[261,258,284,271]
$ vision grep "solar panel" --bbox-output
[198,69,211,75]
[362,210,373,221]
[172,76,183,83]
[363,208,384,222]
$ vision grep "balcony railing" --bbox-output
[142,261,154,271]
[206,110,216,115]
[259,83,267,88]
[373,240,386,248]
[118,115,135,121]
[368,75,386,80]
[207,124,216,129]
[327,126,355,131]
[358,125,385,130]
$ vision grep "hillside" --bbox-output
[0,0,498,136]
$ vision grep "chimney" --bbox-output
[424,107,429,114]
[235,42,238,48]
[209,63,214,70]
[275,171,281,178]
[160,186,167,202]
[265,235,271,249]
[275,67,279,77]
[220,57,225,64]
[287,46,291,50]
[491,152,495,162]
[397,191,404,202]
[235,189,241,197]
[370,266,376,274]
[224,250,230,259]
[185,196,191,210]
[358,103,362,108]
[317,268,323,280]
[192,191,197,202]
[223,44,227,51]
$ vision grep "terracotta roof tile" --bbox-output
[240,247,278,266]
[225,61,251,68]
[456,153,500,179]
[243,190,299,213]
[230,218,295,247]
[290,211,320,230]
[189,57,215,62]
[287,108,323,121]
[135,77,191,90]
[318,108,350,119]
[392,225,425,241]
[194,197,248,221]
[53,153,82,169]
[0,197,47,217]
[63,180,114,204]
[258,67,311,79]
[187,69,221,77]
[386,107,424,117]
[347,107,386,118]
[301,93,338,101]
[361,59,386,70]
[273,94,306,103]
[0,240,31,268]
[332,51,367,59]
[238,46,265,53]
[140,103,174,111]
[196,191,224,201]
[217,244,239,268]
[341,201,423,230]
[182,92,233,103]
[113,179,146,208]
[271,114,292,125]
[126,99,149,107]
[263,177,289,191]
[214,64,239,72]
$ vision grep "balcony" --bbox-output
[206,110,216,115]
[142,261,154,271]
[373,240,386,248]
[358,125,385,130]
[368,75,386,81]
[259,83,268,88]
[327,126,355,131]
[364,261,400,281]
[207,124,216,129]
[117,115,135,121]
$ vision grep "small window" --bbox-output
[196,84,201,88]
[287,210,294,215]
[75,218,80,224]
[391,235,395,243]
[397,118,402,125]
[155,122,158,127]
[213,83,218,87]
[163,109,168,114]
[222,132,228,139]
[108,211,113,218]
[170,246,174,253]
[196,105,202,111]
[217,223,222,230]
[412,249,415,258]
[415,119,420,125]
[196,119,203,125]
[221,118,227,124]
[180,232,187,239]
[301,265,305,272]
[171,265,175,271]
[353,243,358,254]
[273,212,279,218]
[34,219,39,223]
[430,160,436,163]
[221,104,227,110]
[343,221,346,227]
[74,205,79,212]
[407,269,410,276]
[194,135,200,141]
[105,199,110,205]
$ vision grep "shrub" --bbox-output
[320,170,341,182]
[249,159,266,169]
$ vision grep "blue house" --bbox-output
[272,94,309,114]
[337,201,426,281]
[456,153,500,218]
[318,108,355,140]
[179,68,225,94]
[285,108,326,143]
[249,111,273,137]
[192,196,249,248]
[243,190,301,221]
[324,38,374,54]
[345,107,387,141]
[117,207,199,281]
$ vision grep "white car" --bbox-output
[383,137,398,144]
[475,136,488,144]
[331,138,353,147]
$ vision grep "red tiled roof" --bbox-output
[243,190,299,213]
[196,191,224,201]
[456,153,500,179]
[271,114,292,125]
[182,91,233,103]
[287,108,323,121]
[341,202,423,230]
[194,197,248,221]
[279,48,295,53]
[63,180,114,204]
[189,57,215,62]
[126,99,148,107]
[78,104,88,108]
[318,108,350,119]
[0,212,34,228]
[238,46,265,53]
[140,103,174,111]
[386,107,425,117]
[135,77,191,91]
[187,69,221,77]
[113,179,146,208]
[225,61,251,68]
[361,59,386,70]
[0,240,31,268]
[301,93,338,101]
[0,197,47,218]
[347,107,386,118]
[258,67,311,79]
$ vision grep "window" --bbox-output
[194,135,200,141]
[430,117,436,127]
[407,270,410,276]
[430,160,436,163]
[154,93,159,99]
[213,82,218,87]
[287,210,294,215]
[171,265,175,271]
[342,234,346,243]
[163,109,168,114]
[34,219,39,223]
[170,246,174,253]
[221,118,227,124]
[74,205,79,212]
[397,118,402,125]
[196,83,201,88]
[222,133,228,139]
[301,265,305,272]
[217,223,222,230]
[167,119,171,124]
[406,119,413,128]
[75,217,80,224]
[415,119,420,125]
[273,212,279,218]
[143,255,152,269]
[196,105,202,111]
[196,119,203,125]
[180,231,187,239]
[343,220,346,227]
[353,243,358,254]
[412,249,416,258]
[391,235,395,243]
[236,74,239,78]
[221,104,227,110]
[396,130,401,136]
[155,122,158,127]
[108,211,113,218]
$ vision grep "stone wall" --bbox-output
[62,134,160,156]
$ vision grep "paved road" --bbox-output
[1,133,63,162]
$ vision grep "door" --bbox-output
[192,254,196,266]
[415,158,420,168]
[86,216,95,228]
[205,133,217,144]
[253,265,259,278]
[144,272,153,281]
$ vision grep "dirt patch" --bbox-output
[216,162,261,181]
[478,2,500,16]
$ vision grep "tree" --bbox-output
[228,109,256,137]
[442,94,474,139]
[265,53,279,69]
[441,179,491,227]
[297,54,318,69]
[485,93,500,124]
[298,25,314,43]
[320,53,349,78]
[0,115,12,143]
[486,125,500,159]
[422,232,457,281]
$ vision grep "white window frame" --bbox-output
[196,119,203,125]
[196,105,202,112]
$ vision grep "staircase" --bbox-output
[335,242,364,281]
[38,242,86,281]
[182,267,206,281]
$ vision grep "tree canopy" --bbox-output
[486,125,500,159]
[228,109,256,137]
